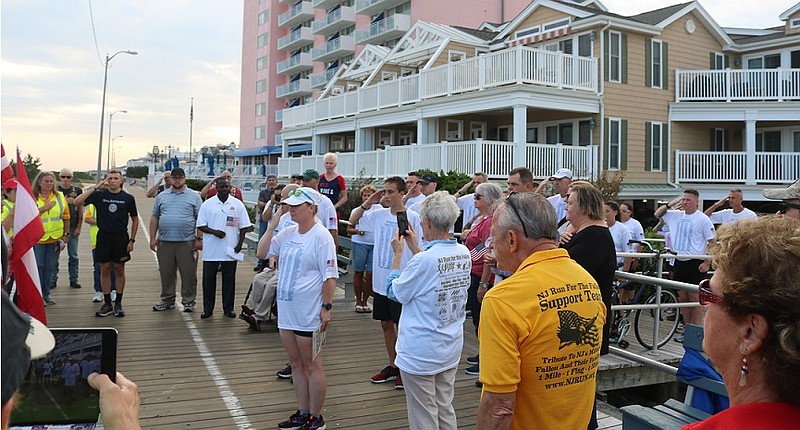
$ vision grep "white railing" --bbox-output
[275,141,596,179]
[312,6,355,34]
[355,14,411,43]
[311,35,355,61]
[283,46,598,128]
[675,151,800,184]
[276,79,312,98]
[277,27,313,51]
[676,68,800,101]
[276,52,312,74]
[278,1,313,27]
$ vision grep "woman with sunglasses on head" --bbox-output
[684,216,800,429]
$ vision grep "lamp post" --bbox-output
[111,135,123,169]
[107,110,127,171]
[95,50,137,183]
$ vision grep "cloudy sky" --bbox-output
[0,0,792,172]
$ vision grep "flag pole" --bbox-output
[189,98,194,163]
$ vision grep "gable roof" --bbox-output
[779,2,800,20]
[626,2,692,25]
[494,0,599,42]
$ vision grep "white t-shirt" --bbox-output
[390,240,471,375]
[350,203,380,245]
[404,194,424,209]
[621,218,645,253]
[709,208,757,225]
[608,221,632,267]
[196,196,253,261]
[316,193,339,230]
[358,207,423,296]
[267,223,339,331]
[548,194,568,223]
[456,194,478,228]
[661,210,716,259]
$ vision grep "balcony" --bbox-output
[276,78,313,99]
[277,141,596,179]
[312,6,356,35]
[282,46,598,128]
[311,35,355,62]
[278,1,314,28]
[277,52,313,75]
[311,69,338,88]
[355,0,408,15]
[356,14,411,44]
[277,26,314,51]
[313,0,340,8]
[675,151,800,184]
[676,68,800,102]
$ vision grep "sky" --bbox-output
[0,0,793,172]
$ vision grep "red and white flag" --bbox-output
[1,145,13,182]
[8,146,47,324]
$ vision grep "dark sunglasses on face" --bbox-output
[698,279,722,305]
[779,202,800,214]
[60,175,72,179]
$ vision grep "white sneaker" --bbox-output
[92,292,103,303]
[110,291,117,302]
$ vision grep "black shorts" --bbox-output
[672,259,705,286]
[372,292,401,324]
[293,330,313,338]
[95,230,131,264]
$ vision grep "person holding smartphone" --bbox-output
[349,177,423,390]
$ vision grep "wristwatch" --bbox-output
[321,303,332,310]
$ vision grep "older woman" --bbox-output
[684,216,800,429]
[33,172,70,306]
[461,182,502,375]
[318,152,348,214]
[387,191,471,430]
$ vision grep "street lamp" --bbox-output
[107,110,127,171]
[110,136,123,169]
[95,50,137,182]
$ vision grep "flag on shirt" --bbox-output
[9,147,47,324]
[1,145,13,181]
[326,259,335,268]
[469,241,490,263]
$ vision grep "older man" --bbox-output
[763,179,800,220]
[407,173,438,214]
[703,188,757,224]
[200,170,243,200]
[506,167,534,193]
[536,168,573,229]
[146,171,172,198]
[476,193,606,430]
[150,168,203,313]
[55,168,83,289]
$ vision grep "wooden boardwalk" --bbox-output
[35,185,681,429]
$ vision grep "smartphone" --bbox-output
[396,211,409,237]
[10,328,118,428]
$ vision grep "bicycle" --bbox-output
[609,240,680,350]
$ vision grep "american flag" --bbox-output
[326,259,335,268]
[470,241,490,262]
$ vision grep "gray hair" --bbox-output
[323,152,338,164]
[420,191,460,233]
[494,192,558,241]
[475,182,503,211]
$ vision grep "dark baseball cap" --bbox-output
[419,173,438,184]
[170,168,186,178]
[302,169,320,180]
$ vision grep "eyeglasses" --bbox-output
[60,175,72,179]
[698,279,722,306]
[474,194,483,200]
[505,192,530,238]
[779,202,800,214]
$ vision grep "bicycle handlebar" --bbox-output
[627,240,678,256]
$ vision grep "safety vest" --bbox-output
[85,204,99,248]
[37,191,67,243]
[1,200,13,236]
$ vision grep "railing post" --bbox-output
[475,139,484,174]
[725,69,731,102]
[516,45,523,84]
[556,143,564,170]
[447,63,453,96]
[440,142,447,172]
[675,70,680,101]
[647,257,666,356]
[479,54,486,89]
[557,51,564,88]
[777,69,784,102]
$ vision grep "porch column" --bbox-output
[513,104,527,168]
[417,117,428,145]
[745,114,757,185]
[281,136,288,158]
[311,129,320,156]
[355,127,365,152]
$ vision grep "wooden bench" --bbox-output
[620,324,728,429]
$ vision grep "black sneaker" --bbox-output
[278,410,309,429]
[370,365,400,383]
[114,304,125,317]
[299,414,326,430]
[465,364,479,375]
[277,364,292,379]
[466,354,479,365]
[70,281,82,288]
[96,303,113,317]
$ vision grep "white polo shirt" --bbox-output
[196,195,252,261]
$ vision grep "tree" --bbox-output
[10,153,41,181]
[592,171,625,202]
[125,166,149,179]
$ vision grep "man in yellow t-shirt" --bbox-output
[477,193,606,430]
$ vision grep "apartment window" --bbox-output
[650,40,663,88]
[609,32,621,82]
[378,129,394,147]
[257,33,269,48]
[756,131,781,152]
[712,128,727,151]
[607,119,622,170]
[256,79,267,93]
[470,122,486,140]
[515,25,540,39]
[578,34,592,57]
[400,68,415,77]
[527,127,539,143]
[560,123,573,145]
[255,103,266,117]
[791,18,800,29]
[578,120,592,146]
[793,131,800,152]
[712,52,726,70]
[258,11,268,26]
[448,50,466,62]
[445,120,463,140]
[256,56,268,71]
[650,122,663,171]
[398,130,414,146]
[255,126,266,140]
[497,126,511,142]
[543,18,570,31]
[381,71,397,81]
[747,53,781,69]
[545,125,558,144]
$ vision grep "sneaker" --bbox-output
[465,364,480,375]
[674,335,684,343]
[278,410,309,429]
[114,304,125,317]
[70,281,82,288]
[394,376,404,390]
[153,302,175,311]
[92,292,103,303]
[466,354,479,365]
[183,303,195,313]
[300,415,326,430]
[96,303,113,317]
[44,298,56,306]
[370,365,400,383]
[276,364,292,379]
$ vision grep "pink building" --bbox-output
[237,0,531,170]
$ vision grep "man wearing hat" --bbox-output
[55,168,84,289]
[290,174,303,185]
[407,173,438,214]
[536,168,573,229]
[763,179,800,220]
[301,169,339,246]
[1,179,17,236]
[150,168,203,313]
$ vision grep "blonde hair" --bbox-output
[323,152,338,164]
[359,184,377,195]
[568,181,604,221]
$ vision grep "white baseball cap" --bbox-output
[281,187,321,206]
[551,168,573,179]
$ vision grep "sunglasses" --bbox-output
[60,175,72,179]
[698,279,722,306]
[286,188,314,203]
[779,202,800,214]
[505,192,529,238]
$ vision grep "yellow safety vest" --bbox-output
[37,191,67,243]
[85,204,99,248]
[1,200,13,236]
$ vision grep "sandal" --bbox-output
[362,305,372,313]
[355,305,364,313]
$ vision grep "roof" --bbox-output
[625,2,693,25]
[734,31,796,45]
[452,26,497,41]
[779,2,800,20]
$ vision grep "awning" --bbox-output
[233,144,312,158]
[505,27,571,48]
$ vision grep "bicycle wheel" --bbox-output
[634,289,680,349]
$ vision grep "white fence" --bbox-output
[676,68,800,101]
[277,141,596,179]
[675,151,800,183]
[281,46,597,128]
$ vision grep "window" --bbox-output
[381,71,397,81]
[546,125,558,144]
[651,122,663,171]
[712,128,726,151]
[515,25,541,39]
[651,40,663,88]
[256,79,267,93]
[756,131,781,152]
[497,126,512,142]
[255,103,266,117]
[543,18,570,31]
[448,50,466,62]
[712,52,725,70]
[258,11,268,26]
[609,32,621,82]
[794,131,800,152]
[378,129,394,147]
[578,34,592,57]
[445,120,463,140]
[346,83,358,92]
[560,123,573,145]
[256,56,268,71]
[527,127,539,143]
[398,130,414,146]
[255,126,266,140]
[400,67,415,77]
[747,53,781,69]
[791,18,800,29]
[578,120,592,146]
[608,119,621,170]
[257,33,269,48]
[470,122,486,140]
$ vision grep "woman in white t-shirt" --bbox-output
[604,201,632,272]
[386,191,471,430]
[257,187,338,430]
[346,185,378,313]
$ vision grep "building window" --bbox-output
[794,131,800,152]
[256,56,268,71]
[546,125,558,144]
[712,128,726,151]
[257,33,269,48]
[747,53,781,69]
[543,18,570,31]
[578,120,592,146]
[445,120,463,140]
[255,103,266,117]
[609,32,621,83]
[255,126,266,140]
[398,130,414,146]
[258,11,268,26]
[651,122,663,171]
[578,33,592,57]
[526,127,539,143]
[712,52,725,70]
[651,40,663,88]
[515,25,540,39]
[756,130,781,152]
[791,18,800,29]
[608,119,621,170]
[381,71,397,81]
[448,50,466,62]
[470,122,486,140]
[378,129,394,147]
[256,79,266,93]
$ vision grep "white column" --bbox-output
[417,117,428,144]
[513,104,527,168]
[745,114,757,185]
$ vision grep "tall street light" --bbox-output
[107,110,127,171]
[111,136,124,169]
[95,50,137,183]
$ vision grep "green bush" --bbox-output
[125,166,149,179]
[186,179,207,192]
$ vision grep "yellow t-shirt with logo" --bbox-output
[479,248,606,430]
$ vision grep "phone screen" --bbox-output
[10,328,117,427]
[396,211,409,236]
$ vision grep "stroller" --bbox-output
[239,268,278,331]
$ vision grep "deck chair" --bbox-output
[239,268,278,331]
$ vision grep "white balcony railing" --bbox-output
[278,1,314,27]
[277,141,596,179]
[676,68,800,102]
[675,151,800,184]
[312,6,356,34]
[311,35,356,61]
[276,78,312,98]
[277,27,313,51]
[276,52,313,74]
[355,0,406,15]
[355,14,411,44]
[282,46,598,128]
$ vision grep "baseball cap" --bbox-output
[266,173,277,180]
[419,173,438,184]
[3,178,19,190]
[302,169,320,180]
[763,179,800,201]
[2,291,55,405]
[551,168,573,179]
[170,167,186,178]
[281,186,321,206]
